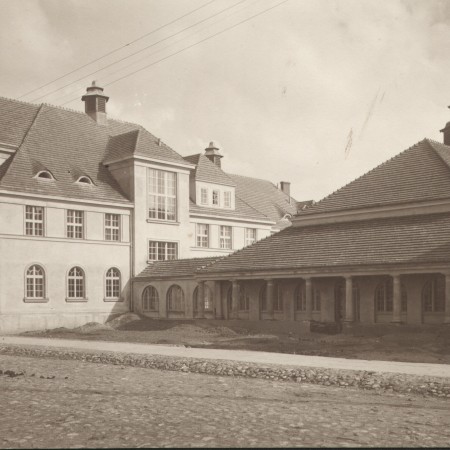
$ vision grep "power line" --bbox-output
[29,0,248,103]
[18,0,218,100]
[52,0,261,106]
[61,0,289,106]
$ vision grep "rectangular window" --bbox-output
[105,213,120,241]
[224,191,231,208]
[148,169,177,221]
[25,206,44,236]
[148,241,178,261]
[67,210,84,239]
[196,224,209,248]
[220,225,232,249]
[212,189,220,206]
[200,188,208,205]
[245,228,256,246]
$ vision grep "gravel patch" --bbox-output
[0,344,449,399]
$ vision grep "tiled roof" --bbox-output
[105,128,189,165]
[199,212,450,274]
[226,173,300,223]
[300,139,450,216]
[189,198,271,222]
[184,154,236,187]
[136,256,222,279]
[0,97,189,203]
[0,96,40,148]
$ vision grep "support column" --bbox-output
[214,281,222,319]
[392,274,402,323]
[445,274,450,324]
[344,276,354,322]
[266,279,274,319]
[231,280,239,319]
[305,277,312,320]
[198,281,205,319]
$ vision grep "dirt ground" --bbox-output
[21,314,450,365]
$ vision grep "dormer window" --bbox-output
[224,191,231,208]
[35,170,54,180]
[76,176,93,185]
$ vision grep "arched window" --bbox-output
[260,282,283,311]
[294,282,306,311]
[142,286,159,311]
[26,265,45,299]
[193,285,213,311]
[36,170,54,180]
[239,285,249,311]
[105,267,120,299]
[67,267,85,299]
[374,278,407,313]
[167,285,184,311]
[422,277,445,312]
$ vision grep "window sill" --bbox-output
[146,219,179,226]
[103,297,124,302]
[65,297,88,303]
[23,297,49,303]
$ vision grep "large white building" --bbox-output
[0,83,305,332]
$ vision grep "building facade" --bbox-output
[135,136,450,326]
[0,83,302,332]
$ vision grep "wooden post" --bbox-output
[344,276,354,322]
[198,281,205,319]
[392,274,402,323]
[231,280,239,319]
[266,279,274,319]
[305,277,312,320]
[214,281,222,319]
[445,274,450,324]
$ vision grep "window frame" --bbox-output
[245,228,256,247]
[224,191,232,208]
[104,267,121,301]
[142,285,159,311]
[148,240,178,262]
[24,264,48,303]
[105,213,121,242]
[422,278,445,313]
[196,223,209,248]
[212,189,220,206]
[147,168,177,222]
[219,225,232,249]
[25,205,45,237]
[66,210,84,239]
[66,266,87,302]
[200,187,208,205]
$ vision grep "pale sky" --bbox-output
[1,0,450,202]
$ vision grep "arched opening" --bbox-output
[374,278,407,322]
[193,284,213,313]
[67,266,86,300]
[105,267,121,300]
[25,264,45,300]
[142,286,159,312]
[167,285,185,313]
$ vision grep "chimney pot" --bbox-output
[280,181,291,197]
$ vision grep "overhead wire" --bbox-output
[60,0,290,106]
[52,0,262,106]
[18,0,219,100]
[29,0,249,103]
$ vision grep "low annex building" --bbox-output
[0,83,303,332]
[135,134,450,325]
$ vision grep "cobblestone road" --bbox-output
[1,355,449,448]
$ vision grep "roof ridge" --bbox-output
[304,139,427,213]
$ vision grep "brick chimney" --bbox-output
[81,81,109,126]
[441,106,450,146]
[204,141,223,168]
